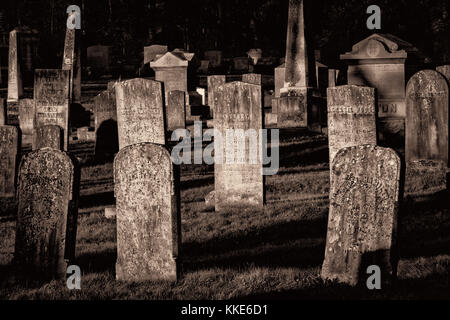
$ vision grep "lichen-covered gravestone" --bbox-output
[19,98,35,145]
[406,70,449,166]
[34,69,70,151]
[207,75,226,118]
[166,90,185,130]
[214,81,265,211]
[327,85,377,163]
[14,148,74,280]
[321,145,401,286]
[242,73,262,86]
[32,125,63,150]
[0,126,19,197]
[114,143,181,282]
[115,78,166,149]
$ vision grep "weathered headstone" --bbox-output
[321,145,401,286]
[0,98,6,125]
[437,65,450,85]
[214,82,265,211]
[14,148,74,280]
[32,125,62,151]
[242,73,262,86]
[0,126,18,197]
[18,98,35,145]
[62,28,81,103]
[34,69,70,151]
[94,89,117,133]
[274,63,286,98]
[115,78,166,149]
[406,70,449,165]
[327,85,377,163]
[114,143,180,282]
[7,29,23,102]
[207,75,226,118]
[166,90,185,131]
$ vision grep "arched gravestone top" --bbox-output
[406,70,449,165]
[32,125,63,151]
[114,142,180,282]
[115,78,166,149]
[14,148,74,280]
[321,144,401,286]
[0,125,19,197]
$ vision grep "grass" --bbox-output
[0,130,449,300]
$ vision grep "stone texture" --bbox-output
[207,75,226,118]
[277,90,308,128]
[242,73,262,86]
[436,65,450,84]
[6,101,19,126]
[14,148,74,280]
[114,143,180,282]
[406,70,449,166]
[7,30,23,102]
[0,98,6,125]
[62,28,81,103]
[274,64,286,98]
[405,160,447,196]
[19,98,35,145]
[0,126,18,197]
[32,125,63,151]
[94,89,117,133]
[321,145,401,286]
[115,78,166,149]
[214,81,265,211]
[166,90,186,130]
[34,69,70,151]
[327,85,377,163]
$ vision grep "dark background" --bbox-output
[0,0,449,69]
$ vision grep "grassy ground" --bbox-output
[0,130,449,300]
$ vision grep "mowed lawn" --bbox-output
[0,129,449,300]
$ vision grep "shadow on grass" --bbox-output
[79,191,115,209]
[76,249,117,274]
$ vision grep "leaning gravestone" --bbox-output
[19,98,35,145]
[166,90,186,130]
[115,78,166,149]
[207,75,226,118]
[32,125,62,150]
[327,85,377,163]
[0,126,18,197]
[14,148,74,280]
[406,70,449,166]
[321,145,400,286]
[214,81,265,211]
[34,69,70,151]
[242,73,262,86]
[114,143,180,282]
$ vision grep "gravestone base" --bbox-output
[116,260,178,283]
[405,160,447,197]
[22,135,32,146]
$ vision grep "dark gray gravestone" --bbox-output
[214,81,265,211]
[327,85,377,163]
[34,69,70,151]
[114,143,180,282]
[32,125,63,151]
[406,70,449,166]
[278,93,308,128]
[115,78,166,149]
[207,75,226,118]
[0,126,19,197]
[19,98,35,145]
[166,90,186,130]
[321,145,400,286]
[14,148,74,280]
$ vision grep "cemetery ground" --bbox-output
[0,128,449,299]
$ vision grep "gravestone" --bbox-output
[18,98,35,145]
[274,63,286,98]
[7,29,23,102]
[32,125,62,150]
[0,98,5,125]
[0,126,18,197]
[233,57,250,72]
[14,148,74,280]
[436,65,450,84]
[214,82,264,211]
[207,75,226,118]
[243,73,262,86]
[115,78,166,149]
[114,143,180,282]
[406,70,449,165]
[328,69,339,87]
[204,50,222,68]
[62,28,81,103]
[327,85,377,163]
[166,90,185,131]
[144,45,168,65]
[34,69,70,151]
[321,145,401,286]
[94,89,117,133]
[94,90,118,158]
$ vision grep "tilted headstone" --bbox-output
[115,78,166,149]
[114,143,181,282]
[14,148,74,280]
[406,70,449,165]
[34,69,70,151]
[166,90,185,131]
[18,98,35,145]
[62,28,81,103]
[321,145,401,286]
[32,125,63,151]
[242,73,262,86]
[214,82,265,211]
[327,85,377,163]
[0,126,18,197]
[7,29,23,102]
[207,75,226,118]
